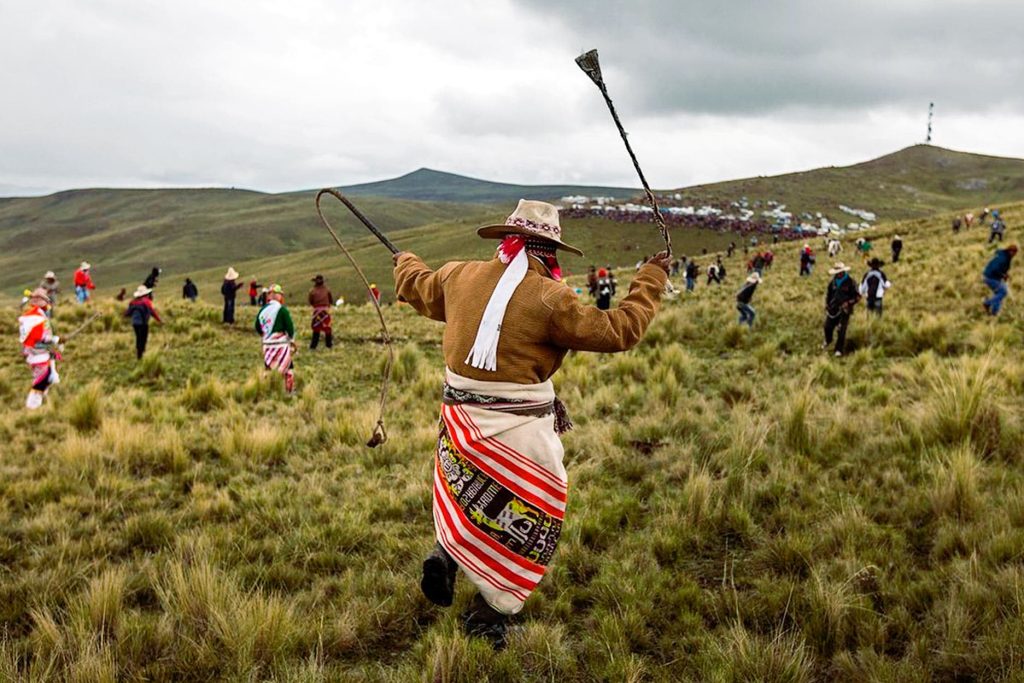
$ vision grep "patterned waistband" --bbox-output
[442,383,573,433]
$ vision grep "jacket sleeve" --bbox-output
[545,264,667,352]
[393,253,460,322]
[281,307,295,338]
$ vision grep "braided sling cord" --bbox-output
[315,189,394,448]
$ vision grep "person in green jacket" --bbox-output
[255,284,297,393]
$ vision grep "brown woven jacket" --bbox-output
[308,285,333,308]
[394,253,667,384]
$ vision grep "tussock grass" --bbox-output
[930,444,983,520]
[181,376,227,412]
[66,382,104,433]
[1,203,1024,678]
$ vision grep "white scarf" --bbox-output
[465,248,529,372]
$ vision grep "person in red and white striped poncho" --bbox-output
[18,288,61,409]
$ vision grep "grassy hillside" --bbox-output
[4,145,1024,302]
[341,167,636,203]
[1,203,1024,679]
[174,213,734,307]
[678,144,1024,220]
[0,189,491,293]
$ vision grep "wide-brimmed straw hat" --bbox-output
[43,271,56,279]
[476,199,584,256]
[28,287,51,304]
[269,284,283,294]
[746,272,762,283]
[133,285,152,298]
[80,261,91,270]
[828,262,852,275]
[225,267,239,280]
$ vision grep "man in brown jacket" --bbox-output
[307,274,334,349]
[393,199,669,648]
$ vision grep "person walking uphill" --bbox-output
[823,263,861,357]
[891,235,903,263]
[256,284,297,393]
[393,199,669,649]
[73,262,95,303]
[594,268,614,310]
[221,267,244,324]
[860,258,892,316]
[125,286,162,359]
[40,272,60,312]
[143,267,161,298]
[736,272,761,327]
[983,244,1018,316]
[308,274,334,349]
[685,260,699,292]
[182,278,198,302]
[18,289,60,409]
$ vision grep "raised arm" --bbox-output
[393,252,459,322]
[546,262,667,353]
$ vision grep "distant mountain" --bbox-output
[339,167,636,203]
[675,145,1024,220]
[3,144,1024,299]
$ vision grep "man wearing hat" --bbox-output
[39,271,60,312]
[860,258,892,316]
[73,262,95,303]
[256,284,297,393]
[125,286,162,359]
[393,199,669,648]
[736,271,761,328]
[307,274,335,349]
[221,267,245,324]
[824,262,861,356]
[18,289,60,409]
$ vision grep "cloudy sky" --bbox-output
[2,0,1023,196]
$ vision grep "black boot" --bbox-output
[421,543,457,607]
[461,593,510,651]
[325,332,333,349]
[310,331,320,350]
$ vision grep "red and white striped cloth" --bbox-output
[433,369,568,615]
[262,333,295,392]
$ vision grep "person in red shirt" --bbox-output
[369,283,382,305]
[125,286,163,359]
[73,262,95,303]
[248,278,260,306]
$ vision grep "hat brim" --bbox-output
[476,225,584,257]
[828,267,851,275]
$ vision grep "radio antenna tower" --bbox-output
[926,102,934,144]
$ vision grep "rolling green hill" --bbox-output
[339,167,636,203]
[675,144,1024,219]
[0,189,494,295]
[3,144,1024,302]
[177,215,733,307]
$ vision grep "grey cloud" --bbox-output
[515,0,1024,115]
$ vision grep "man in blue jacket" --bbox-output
[983,244,1018,316]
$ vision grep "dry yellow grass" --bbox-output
[0,203,1023,679]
